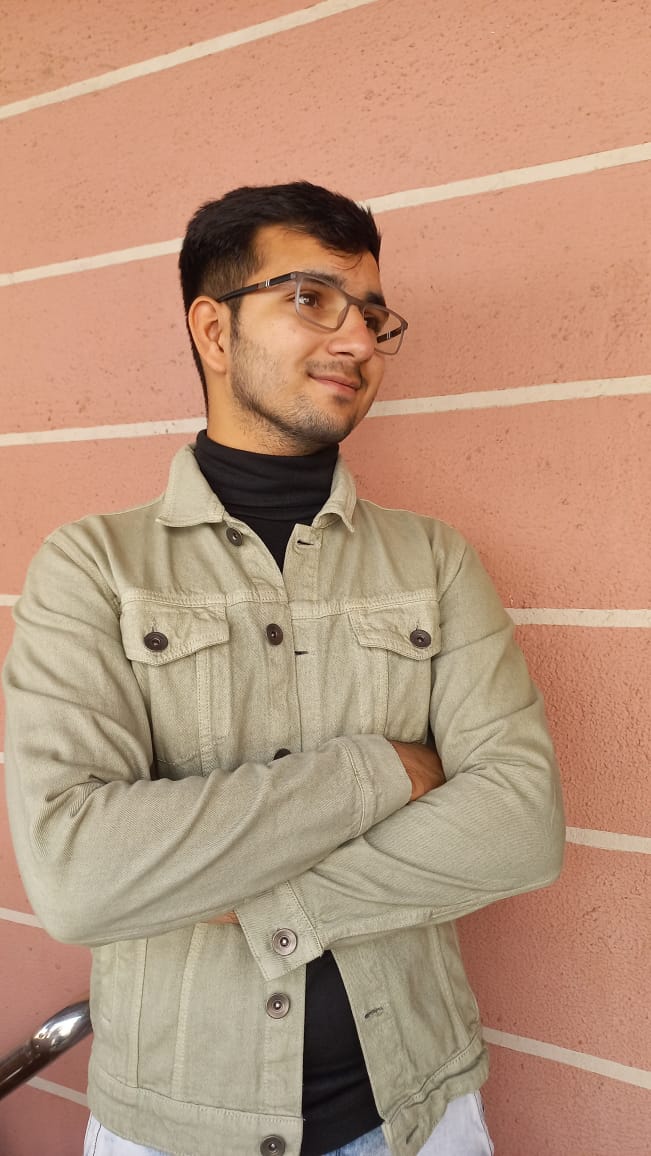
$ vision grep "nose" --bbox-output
[326,305,377,362]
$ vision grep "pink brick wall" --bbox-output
[1,3,649,1153]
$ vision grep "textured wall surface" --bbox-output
[1,2,650,1154]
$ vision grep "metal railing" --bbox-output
[0,999,91,1100]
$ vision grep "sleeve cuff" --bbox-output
[236,881,323,981]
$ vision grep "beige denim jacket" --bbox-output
[3,445,564,1156]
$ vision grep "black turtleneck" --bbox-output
[194,432,381,1156]
[195,430,339,571]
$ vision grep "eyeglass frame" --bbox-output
[215,271,408,355]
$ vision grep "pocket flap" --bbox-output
[120,598,230,666]
[349,601,441,660]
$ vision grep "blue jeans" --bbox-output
[85,1093,493,1155]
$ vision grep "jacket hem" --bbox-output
[88,1058,305,1156]
[383,1039,489,1156]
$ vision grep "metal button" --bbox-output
[409,628,431,649]
[273,748,291,760]
[266,623,284,645]
[260,1138,285,1156]
[143,631,168,652]
[266,993,291,1019]
[226,526,243,546]
[271,929,297,956]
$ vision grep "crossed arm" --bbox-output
[3,531,564,952]
[211,740,446,925]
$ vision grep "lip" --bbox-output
[309,374,361,392]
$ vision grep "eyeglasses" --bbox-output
[216,271,408,355]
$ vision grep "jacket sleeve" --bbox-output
[2,536,410,948]
[235,542,565,981]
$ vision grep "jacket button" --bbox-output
[266,623,284,645]
[143,631,168,652]
[260,1138,285,1156]
[409,628,431,648]
[226,526,243,546]
[266,993,291,1019]
[271,929,297,956]
[273,748,291,760]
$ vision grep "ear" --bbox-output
[187,296,233,378]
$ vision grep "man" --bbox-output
[3,182,564,1156]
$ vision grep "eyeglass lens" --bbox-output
[295,276,404,354]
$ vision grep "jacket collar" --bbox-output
[312,456,356,533]
[157,443,357,532]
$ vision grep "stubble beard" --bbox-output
[229,330,359,454]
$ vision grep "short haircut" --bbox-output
[178,181,382,400]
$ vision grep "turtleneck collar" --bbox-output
[194,430,339,523]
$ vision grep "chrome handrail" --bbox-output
[0,999,91,1099]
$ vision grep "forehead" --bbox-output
[252,225,382,297]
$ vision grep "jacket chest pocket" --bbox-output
[120,599,231,775]
[349,601,441,740]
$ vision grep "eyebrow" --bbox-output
[301,268,387,308]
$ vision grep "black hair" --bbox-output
[178,181,382,402]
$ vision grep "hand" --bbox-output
[390,740,446,801]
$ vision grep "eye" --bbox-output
[297,290,322,309]
[363,309,384,334]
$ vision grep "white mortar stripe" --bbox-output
[369,375,651,416]
[0,417,203,447]
[566,827,651,854]
[0,594,19,605]
[0,239,183,286]
[483,1028,651,1089]
[366,142,651,214]
[28,1076,88,1107]
[2,144,651,287]
[1,375,649,448]
[0,0,377,122]
[509,608,651,628]
[0,906,42,927]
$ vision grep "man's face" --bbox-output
[207,225,387,454]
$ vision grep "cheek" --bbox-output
[354,372,384,424]
[364,360,386,400]
[272,325,319,367]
